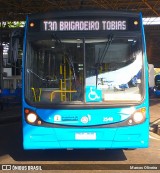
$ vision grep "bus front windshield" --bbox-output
[25,35,144,105]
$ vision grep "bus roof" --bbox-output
[28,10,141,20]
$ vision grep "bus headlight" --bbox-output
[133,112,144,123]
[26,113,37,123]
[25,108,42,125]
[127,108,146,125]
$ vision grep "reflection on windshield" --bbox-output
[86,52,142,87]
[25,37,143,104]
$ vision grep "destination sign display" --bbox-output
[42,20,127,31]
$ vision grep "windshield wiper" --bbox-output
[65,50,76,84]
[27,69,57,82]
[95,34,114,88]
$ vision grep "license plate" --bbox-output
[75,132,96,140]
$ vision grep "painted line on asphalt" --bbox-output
[149,135,160,140]
[149,131,160,140]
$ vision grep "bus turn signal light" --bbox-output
[128,108,146,125]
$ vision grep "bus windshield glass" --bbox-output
[25,34,143,104]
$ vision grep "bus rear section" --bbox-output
[22,10,149,149]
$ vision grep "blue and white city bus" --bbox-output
[22,10,149,149]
